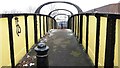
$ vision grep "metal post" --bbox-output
[95,14,100,68]
[104,14,116,68]
[86,14,89,54]
[8,15,15,68]
[34,42,49,67]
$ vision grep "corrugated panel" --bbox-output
[27,16,35,50]
[12,16,26,65]
[88,16,97,65]
[82,15,87,50]
[0,18,11,66]
[98,17,107,66]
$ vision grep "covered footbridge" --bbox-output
[0,1,119,68]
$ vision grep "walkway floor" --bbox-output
[17,29,94,67]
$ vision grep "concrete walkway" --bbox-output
[17,29,94,67]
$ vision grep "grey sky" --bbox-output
[0,0,119,13]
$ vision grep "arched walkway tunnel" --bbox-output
[35,1,82,29]
[0,1,119,68]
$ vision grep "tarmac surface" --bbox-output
[17,29,94,67]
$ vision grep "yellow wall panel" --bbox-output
[41,16,44,37]
[12,16,26,65]
[37,16,40,41]
[27,16,34,50]
[82,15,87,50]
[78,15,80,40]
[118,19,120,68]
[0,18,11,66]
[88,16,97,65]
[0,18,2,68]
[98,17,107,66]
[44,16,47,34]
[75,16,78,38]
[73,16,76,34]
[114,19,119,67]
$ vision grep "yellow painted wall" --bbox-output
[98,17,107,66]
[114,19,119,67]
[27,16,34,50]
[0,15,54,67]
[88,16,97,65]
[12,16,26,65]
[37,16,40,41]
[82,15,87,50]
[74,15,119,67]
[0,18,11,66]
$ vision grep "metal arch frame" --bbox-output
[48,9,73,16]
[53,14,69,19]
[35,1,82,14]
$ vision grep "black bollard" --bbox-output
[34,42,49,68]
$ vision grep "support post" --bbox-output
[95,14,100,68]
[104,15,116,68]
[86,14,89,54]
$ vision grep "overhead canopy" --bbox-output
[35,1,83,28]
[35,1,82,15]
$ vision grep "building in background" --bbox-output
[87,2,120,13]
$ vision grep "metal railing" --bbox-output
[68,13,119,68]
[0,13,56,68]
[0,12,119,68]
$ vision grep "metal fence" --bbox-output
[0,14,56,67]
[0,13,119,68]
[68,13,119,68]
